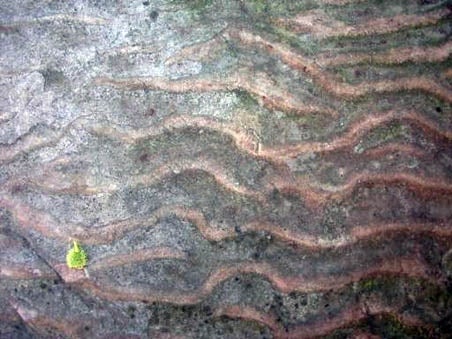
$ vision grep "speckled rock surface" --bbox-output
[1,0,452,338]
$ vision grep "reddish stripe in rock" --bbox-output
[72,257,433,304]
[230,29,452,102]
[89,114,260,158]
[0,114,91,165]
[89,247,187,271]
[275,8,450,38]
[361,143,428,159]
[130,160,266,203]
[316,41,452,67]
[24,158,269,204]
[9,301,92,338]
[93,71,336,118]
[322,172,452,200]
[214,303,427,339]
[54,248,186,283]
[0,264,57,280]
[271,171,452,211]
[84,111,449,164]
[165,33,226,66]
[2,196,451,250]
[244,220,452,249]
[0,197,233,244]
[261,110,452,158]
[0,196,68,240]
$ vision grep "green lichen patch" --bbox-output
[66,240,88,270]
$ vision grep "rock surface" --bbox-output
[1,0,451,337]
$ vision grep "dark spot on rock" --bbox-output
[355,69,363,77]
[324,303,329,308]
[436,106,442,113]
[42,69,65,89]
[300,294,307,306]
[127,305,137,319]
[203,305,212,316]
[10,184,25,194]
[40,282,47,289]
[84,326,90,331]
[139,153,149,162]
[143,1,150,5]
[145,107,156,117]
[149,10,159,21]
[0,25,19,35]
[419,0,437,4]
[288,292,297,299]
[270,188,281,202]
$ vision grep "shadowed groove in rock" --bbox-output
[275,7,451,38]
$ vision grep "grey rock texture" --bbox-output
[1,0,452,337]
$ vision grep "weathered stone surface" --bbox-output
[1,0,451,337]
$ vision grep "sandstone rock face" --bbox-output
[1,0,451,337]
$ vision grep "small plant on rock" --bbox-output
[66,240,88,270]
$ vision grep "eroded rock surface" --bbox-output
[1,0,451,337]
